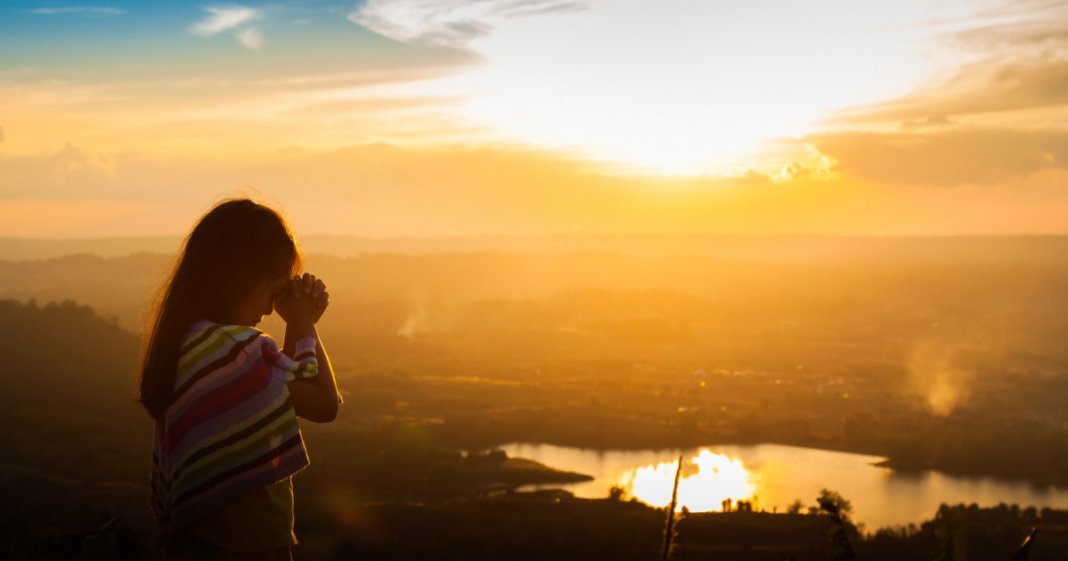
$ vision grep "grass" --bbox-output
[660,454,683,561]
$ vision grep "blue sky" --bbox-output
[0,1,469,76]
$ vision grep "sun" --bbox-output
[416,0,953,175]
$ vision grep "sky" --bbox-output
[1,0,1067,237]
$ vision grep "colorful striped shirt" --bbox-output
[150,320,318,546]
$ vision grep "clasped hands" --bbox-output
[274,273,329,327]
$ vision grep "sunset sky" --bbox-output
[1,0,1066,237]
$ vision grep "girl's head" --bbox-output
[172,198,302,325]
[138,198,302,419]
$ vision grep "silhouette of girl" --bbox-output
[138,199,342,560]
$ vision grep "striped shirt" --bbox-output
[150,320,318,546]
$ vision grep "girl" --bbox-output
[139,199,342,560]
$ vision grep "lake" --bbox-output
[500,442,1068,530]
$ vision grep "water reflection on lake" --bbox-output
[500,442,1068,530]
[620,450,756,512]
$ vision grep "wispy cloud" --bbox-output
[192,5,259,35]
[191,5,264,50]
[810,128,1068,186]
[349,0,589,48]
[237,27,264,50]
[28,6,126,16]
[833,0,1068,126]
[834,57,1068,127]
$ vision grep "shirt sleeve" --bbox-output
[259,334,319,383]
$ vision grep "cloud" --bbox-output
[192,5,259,35]
[27,6,126,16]
[237,27,264,50]
[491,0,590,18]
[900,115,955,131]
[5,141,1068,237]
[0,142,844,236]
[349,0,589,48]
[810,128,1068,186]
[833,1,1068,125]
[835,58,1068,125]
[50,143,118,176]
[191,5,265,51]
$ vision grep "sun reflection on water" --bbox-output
[619,450,757,511]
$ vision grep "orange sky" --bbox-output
[1,0,1067,237]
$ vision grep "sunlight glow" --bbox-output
[415,0,973,175]
[621,450,758,511]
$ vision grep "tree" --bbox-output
[786,499,804,515]
[816,489,857,561]
[816,489,854,523]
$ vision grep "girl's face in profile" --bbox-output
[232,272,293,327]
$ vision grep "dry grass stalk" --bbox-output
[660,454,684,561]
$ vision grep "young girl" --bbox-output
[139,199,342,560]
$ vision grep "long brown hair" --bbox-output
[139,199,302,420]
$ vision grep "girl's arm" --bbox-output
[284,322,341,423]
[278,274,342,423]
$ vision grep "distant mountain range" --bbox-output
[3,234,1068,263]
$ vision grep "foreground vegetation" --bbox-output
[3,490,1064,560]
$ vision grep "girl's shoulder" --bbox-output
[182,320,265,347]
[175,321,280,388]
[178,320,271,366]
[176,320,310,385]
